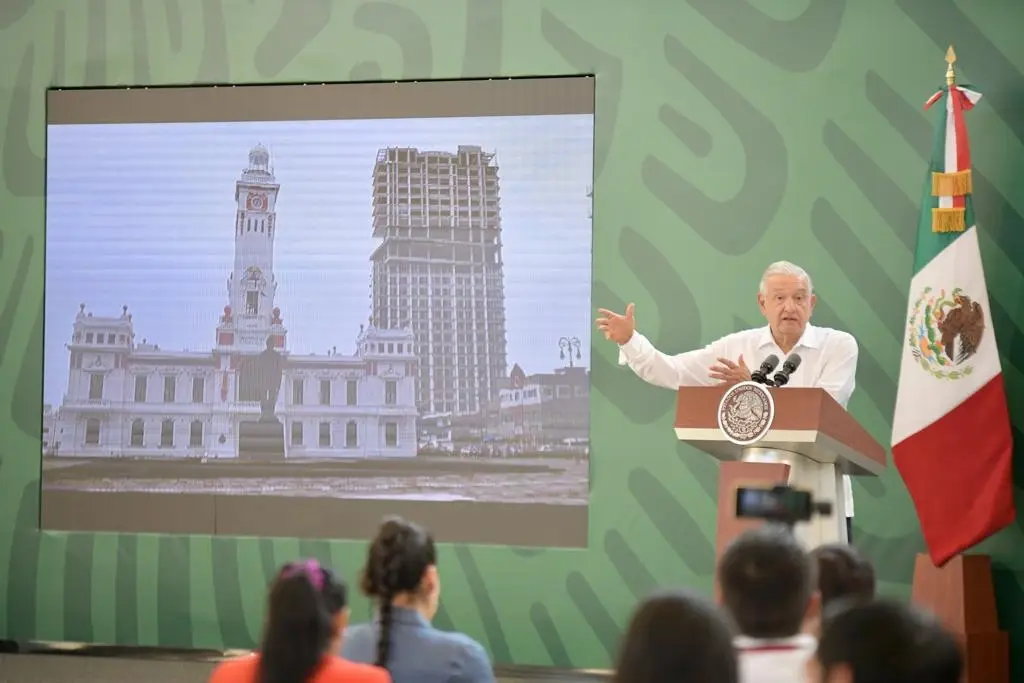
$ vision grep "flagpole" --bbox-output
[945,45,956,87]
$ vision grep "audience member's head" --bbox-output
[614,589,738,683]
[807,599,962,683]
[259,559,348,683]
[811,544,875,609]
[360,516,439,669]
[803,543,875,635]
[718,524,815,639]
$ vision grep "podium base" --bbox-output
[714,460,790,601]
[910,553,1008,683]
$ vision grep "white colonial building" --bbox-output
[49,144,418,459]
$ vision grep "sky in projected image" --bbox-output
[43,115,594,406]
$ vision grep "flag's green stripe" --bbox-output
[913,87,960,275]
[964,193,976,230]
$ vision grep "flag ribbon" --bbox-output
[924,83,981,233]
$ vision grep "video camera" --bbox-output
[735,484,832,528]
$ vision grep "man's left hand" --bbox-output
[709,355,751,384]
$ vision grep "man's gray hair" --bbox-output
[759,261,813,296]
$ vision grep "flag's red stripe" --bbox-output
[893,374,1015,566]
[950,88,972,211]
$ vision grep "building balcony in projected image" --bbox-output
[45,144,418,460]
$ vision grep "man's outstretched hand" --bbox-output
[708,355,751,385]
[596,303,636,345]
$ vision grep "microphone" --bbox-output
[750,354,780,385]
[772,353,802,387]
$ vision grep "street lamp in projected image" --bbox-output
[559,336,582,368]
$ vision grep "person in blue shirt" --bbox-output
[342,517,495,683]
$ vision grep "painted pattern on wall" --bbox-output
[2,0,1024,671]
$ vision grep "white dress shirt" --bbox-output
[733,634,817,683]
[618,324,859,516]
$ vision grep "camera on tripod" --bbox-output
[735,484,832,527]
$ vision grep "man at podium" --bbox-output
[596,261,860,540]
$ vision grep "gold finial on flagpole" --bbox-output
[945,46,957,87]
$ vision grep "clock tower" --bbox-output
[216,143,287,352]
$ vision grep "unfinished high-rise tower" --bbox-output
[370,146,508,416]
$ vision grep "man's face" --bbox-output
[757,274,816,340]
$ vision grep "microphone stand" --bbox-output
[772,370,794,387]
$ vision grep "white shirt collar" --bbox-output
[733,633,817,652]
[756,323,821,351]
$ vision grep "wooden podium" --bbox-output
[676,384,1009,682]
[675,385,886,560]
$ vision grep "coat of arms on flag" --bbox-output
[907,286,985,380]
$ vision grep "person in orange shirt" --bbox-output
[209,559,392,683]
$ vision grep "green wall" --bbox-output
[3,0,1024,671]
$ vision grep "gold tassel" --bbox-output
[932,207,966,233]
[931,169,973,197]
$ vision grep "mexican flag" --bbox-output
[890,78,1015,566]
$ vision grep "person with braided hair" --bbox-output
[209,559,390,683]
[343,517,495,683]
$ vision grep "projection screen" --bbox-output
[42,77,594,547]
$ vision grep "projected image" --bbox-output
[42,113,592,518]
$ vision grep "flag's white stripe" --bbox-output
[891,226,1002,445]
[939,92,957,210]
